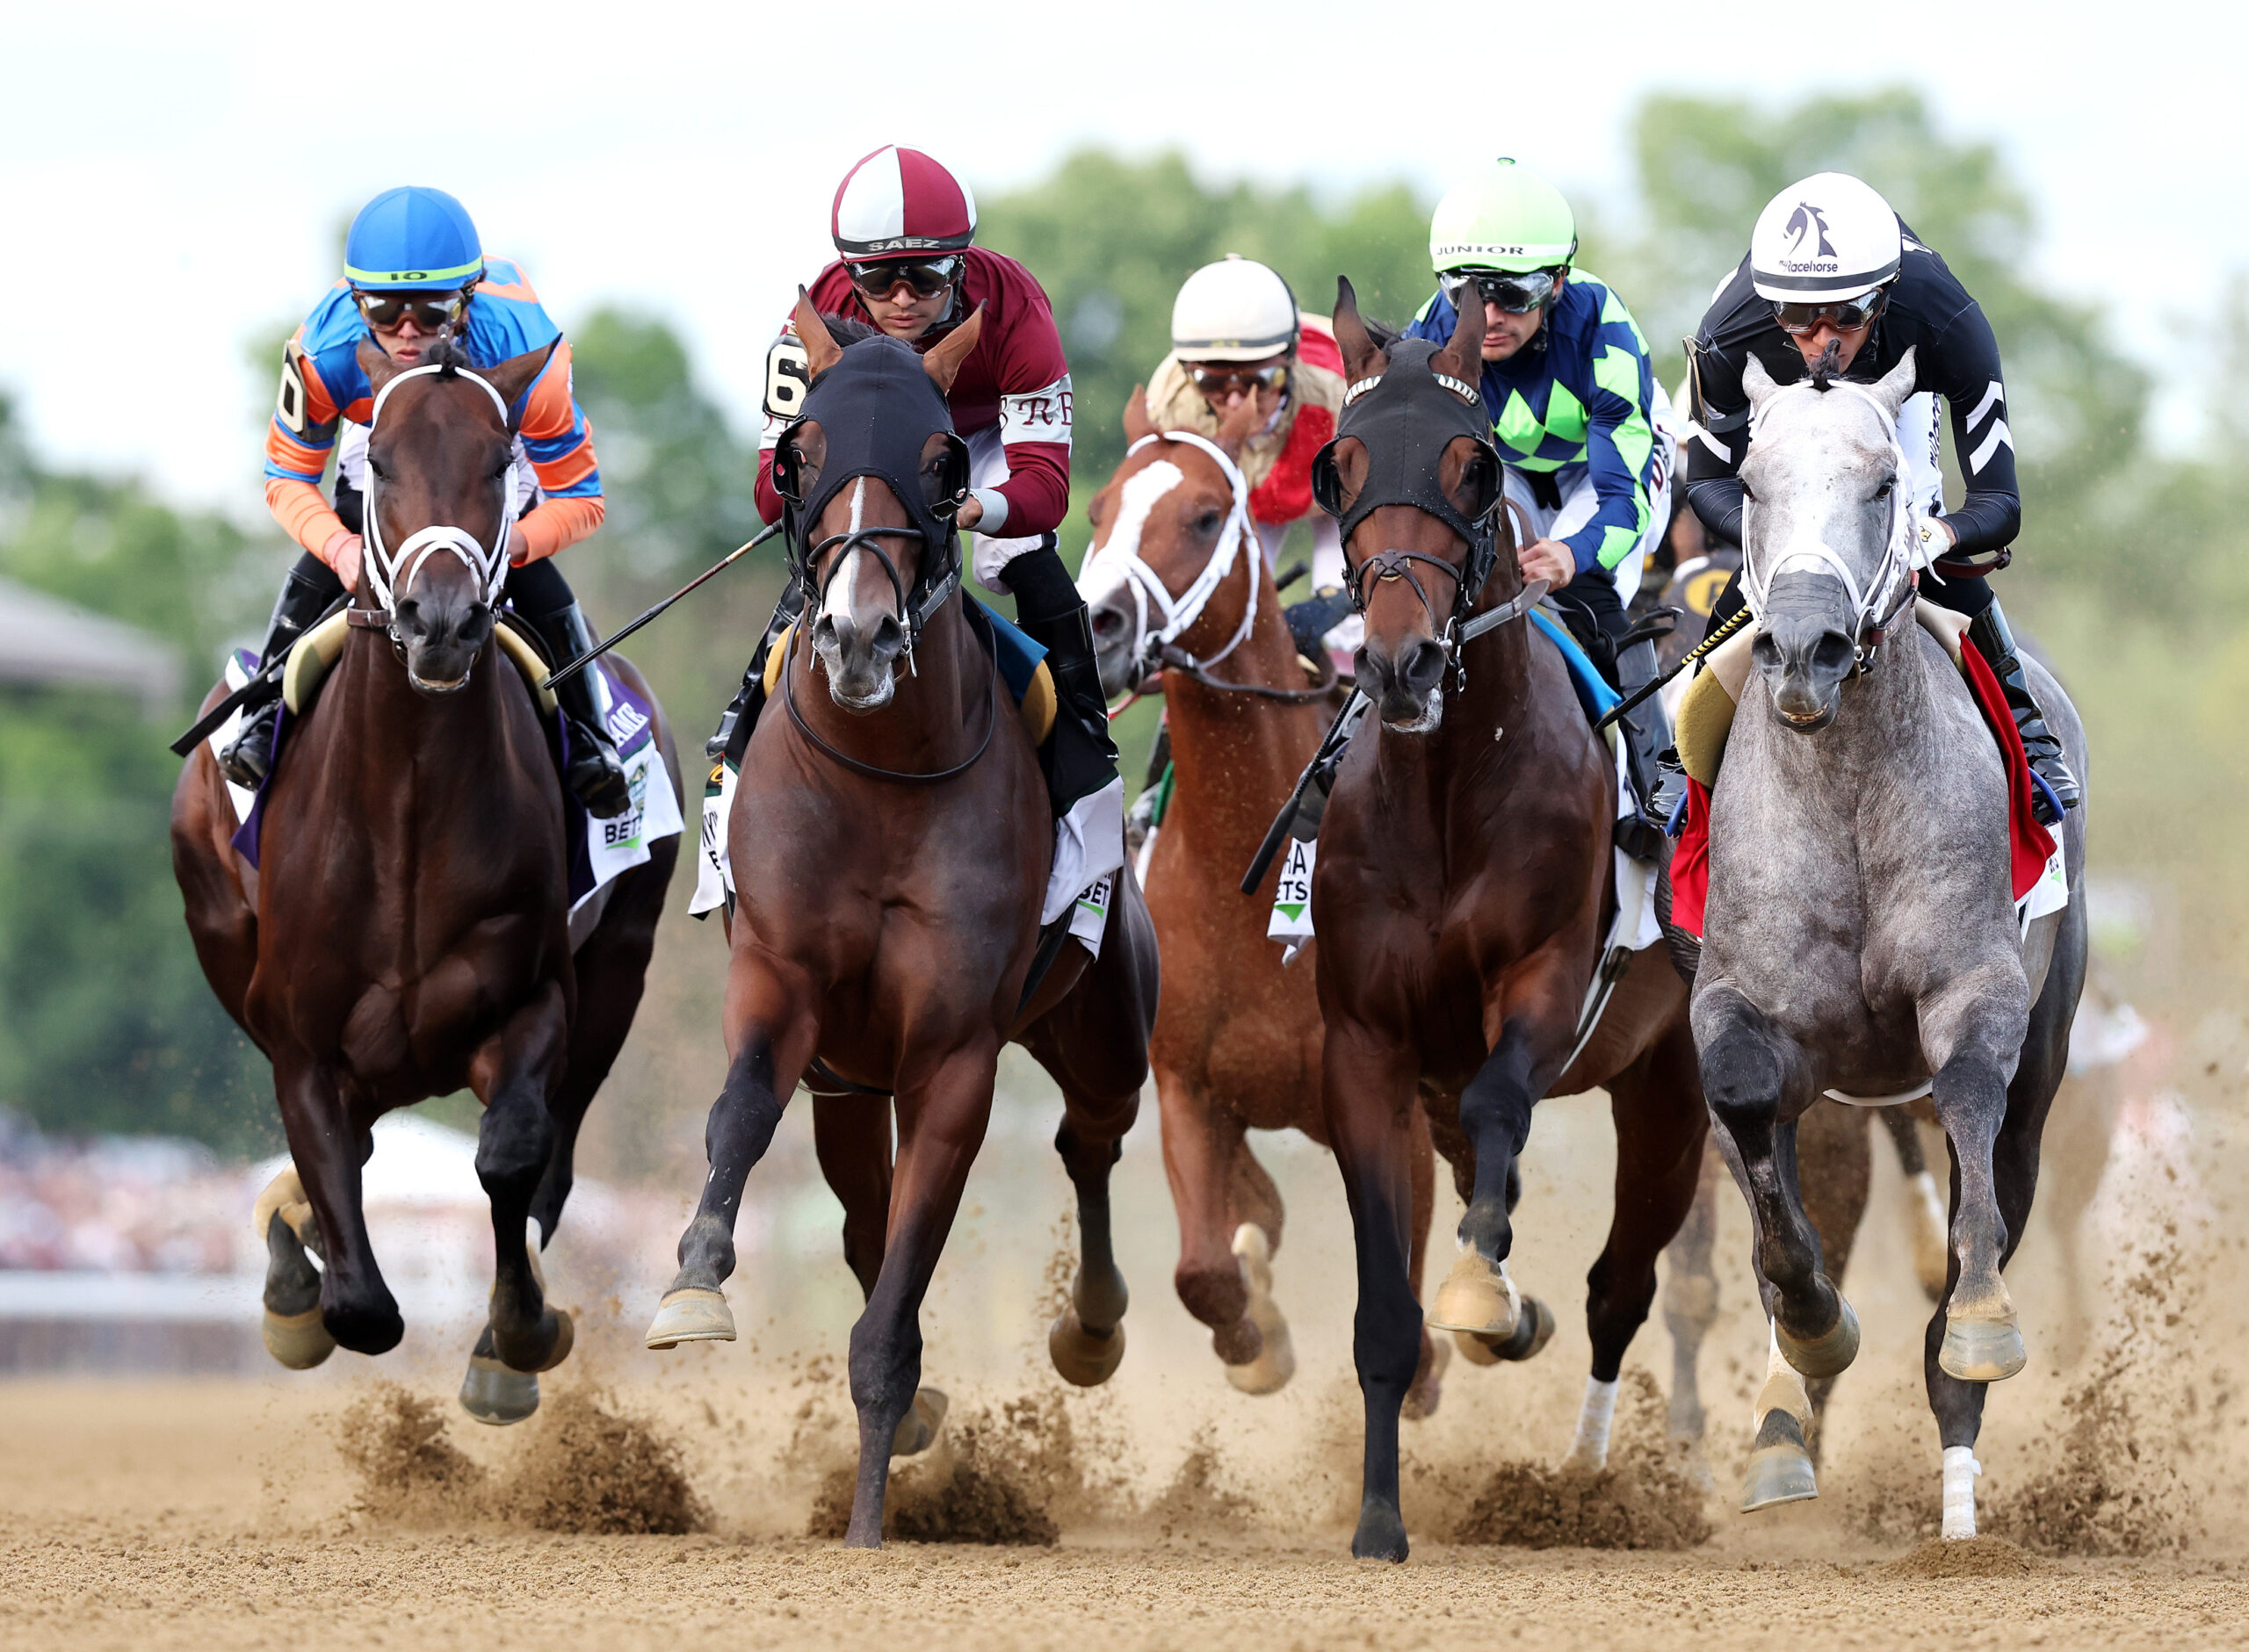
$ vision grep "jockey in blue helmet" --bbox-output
[227,185,629,816]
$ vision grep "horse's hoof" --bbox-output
[1401,1333,1450,1422]
[1939,1314,2027,1382]
[1223,1244,1295,1395]
[646,1288,736,1350]
[1428,1247,1519,1338]
[890,1387,949,1457]
[1776,1297,1860,1379]
[261,1306,336,1371]
[532,1307,575,1372]
[1741,1442,1819,1511]
[1048,1309,1125,1388]
[1350,1497,1410,1562]
[1452,1326,1501,1367]
[1494,1296,1556,1362]
[459,1354,540,1425]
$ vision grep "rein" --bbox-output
[1082,429,1260,685]
[360,363,515,627]
[1739,379,1920,672]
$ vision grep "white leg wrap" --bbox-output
[1566,1374,1620,1472]
[1942,1445,1981,1539]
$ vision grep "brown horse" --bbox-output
[1309,281,1709,1561]
[1078,396,1446,1411]
[641,299,1158,1548]
[171,339,680,1422]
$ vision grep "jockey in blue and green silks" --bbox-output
[1403,158,1680,856]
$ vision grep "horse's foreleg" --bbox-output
[1696,990,1853,1374]
[647,963,818,1349]
[843,1040,1000,1548]
[1160,1073,1264,1371]
[1320,1018,1423,1562]
[1924,1025,2027,1385]
[1568,1026,1707,1473]
[273,1058,400,1356]
[1046,1083,1139,1388]
[1429,1018,1555,1360]
[468,979,573,1379]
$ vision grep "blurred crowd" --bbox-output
[0,1112,243,1274]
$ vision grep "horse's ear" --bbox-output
[1332,276,1384,383]
[1212,383,1262,460]
[792,287,843,380]
[1741,351,1783,412]
[357,337,406,398]
[1870,346,1918,422]
[922,305,984,395]
[1122,382,1156,444]
[480,343,557,429]
[1434,285,1488,381]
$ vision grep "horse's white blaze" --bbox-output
[821,479,869,624]
[1074,458,1183,610]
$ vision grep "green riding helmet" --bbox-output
[1428,157,1579,275]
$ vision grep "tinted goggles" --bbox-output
[1439,267,1558,315]
[353,288,472,330]
[847,256,963,299]
[1771,286,1889,335]
[1188,361,1289,395]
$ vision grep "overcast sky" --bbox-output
[5,0,2238,511]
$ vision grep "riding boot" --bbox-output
[1611,637,1676,862]
[707,583,806,763]
[216,559,341,789]
[1965,601,2080,826]
[522,602,633,819]
[1016,600,1123,818]
[1125,723,1171,855]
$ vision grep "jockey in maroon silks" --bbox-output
[710,145,1120,886]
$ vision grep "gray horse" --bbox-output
[1689,346,2088,1540]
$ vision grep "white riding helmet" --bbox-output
[1749,173,1902,303]
[1171,255,1298,361]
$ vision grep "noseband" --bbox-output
[356,363,515,635]
[1739,379,1920,674]
[797,516,960,673]
[1083,429,1258,684]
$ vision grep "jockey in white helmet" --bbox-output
[1684,171,2079,820]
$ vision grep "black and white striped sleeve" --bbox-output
[1930,300,2021,554]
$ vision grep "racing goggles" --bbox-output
[1188,361,1289,395]
[1771,285,1889,335]
[1439,267,1559,315]
[847,255,964,299]
[353,288,472,331]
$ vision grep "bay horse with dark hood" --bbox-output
[641,297,1157,1548]
[1309,280,1708,1561]
[171,337,680,1422]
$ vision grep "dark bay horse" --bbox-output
[171,339,680,1421]
[641,299,1158,1548]
[1309,282,1708,1561]
[1078,394,1447,1412]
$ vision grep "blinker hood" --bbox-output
[773,335,970,595]
[1312,336,1500,553]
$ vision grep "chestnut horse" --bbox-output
[641,300,1158,1548]
[171,339,680,1422]
[1309,282,1708,1561]
[1078,395,1446,1412]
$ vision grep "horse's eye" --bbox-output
[1874,480,1894,499]
[368,458,387,481]
[1195,509,1223,536]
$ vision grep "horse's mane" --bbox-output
[1807,338,1845,391]
[1362,314,1404,350]
[423,335,468,379]
[819,314,884,347]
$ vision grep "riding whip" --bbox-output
[1593,602,1753,732]
[169,596,351,756]
[544,520,784,689]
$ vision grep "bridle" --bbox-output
[792,513,962,674]
[1081,429,1281,690]
[353,363,515,635]
[1738,379,1919,674]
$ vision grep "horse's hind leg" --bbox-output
[1321,1018,1427,1562]
[470,980,576,1383]
[1661,1147,1723,1451]
[1045,1085,1139,1388]
[273,1057,401,1356]
[842,1041,1001,1548]
[1879,1104,1950,1302]
[1399,1104,1447,1421]
[1566,1024,1707,1473]
[1794,1100,1873,1459]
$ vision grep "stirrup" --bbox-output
[217,699,279,790]
[567,721,633,819]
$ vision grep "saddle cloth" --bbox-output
[690,596,1111,958]
[1667,600,2062,941]
[205,617,682,952]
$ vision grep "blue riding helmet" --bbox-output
[343,186,485,290]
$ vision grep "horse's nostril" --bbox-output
[1399,638,1448,694]
[1091,606,1124,639]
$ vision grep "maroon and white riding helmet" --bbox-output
[831,145,978,263]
